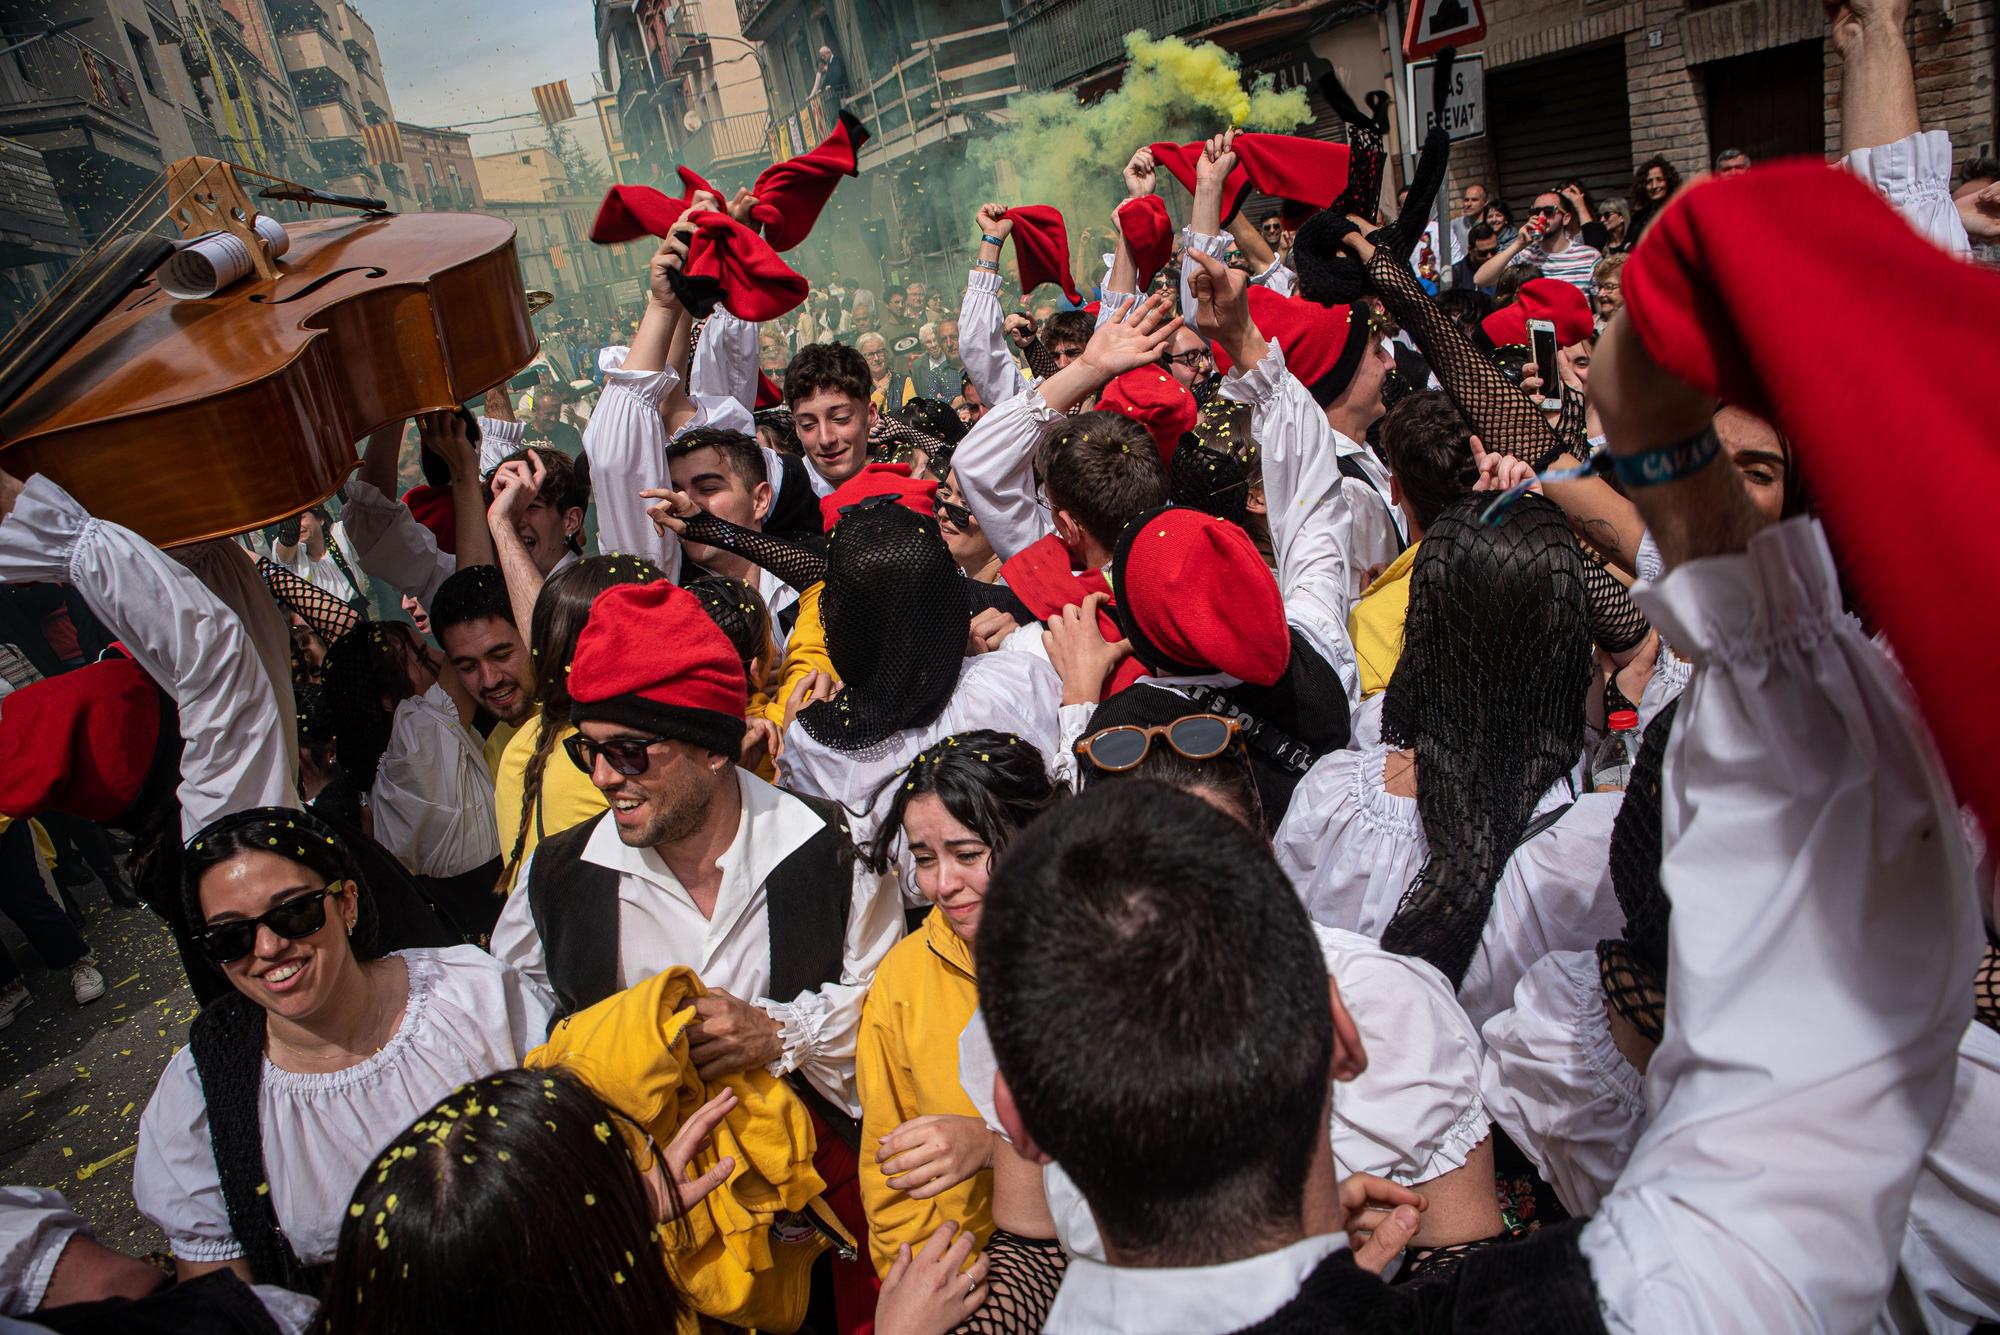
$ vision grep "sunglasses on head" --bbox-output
[565,732,668,777]
[1077,714,1242,773]
[197,882,348,964]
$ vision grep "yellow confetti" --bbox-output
[350,1203,365,1216]
[121,1102,134,1118]
[76,1144,136,1181]
[584,1192,597,1206]
[61,1147,72,1158]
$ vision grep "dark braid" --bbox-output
[503,556,665,885]
[1378,492,1593,986]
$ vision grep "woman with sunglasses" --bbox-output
[858,731,1069,1332]
[133,806,553,1293]
[1073,713,1511,1273]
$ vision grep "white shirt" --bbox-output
[277,543,360,603]
[0,476,294,838]
[1580,517,1982,1333]
[369,682,500,879]
[946,385,1060,563]
[170,537,302,793]
[491,767,904,1116]
[1274,741,1622,1028]
[1045,1233,1349,1334]
[957,268,1033,410]
[691,307,760,413]
[776,651,1065,903]
[134,947,552,1267]
[1478,948,1645,1217]
[337,476,456,609]
[1844,128,1971,255]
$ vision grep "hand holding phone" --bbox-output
[1528,319,1563,411]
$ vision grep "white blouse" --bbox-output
[1272,741,1624,1027]
[956,923,1492,1263]
[1477,949,1645,1217]
[370,683,501,879]
[778,651,1064,903]
[134,947,553,1266]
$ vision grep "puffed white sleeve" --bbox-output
[584,345,684,581]
[134,1050,240,1262]
[335,477,455,607]
[756,857,905,1118]
[945,386,1059,562]
[1220,339,1363,709]
[1317,926,1491,1186]
[0,476,295,837]
[369,685,500,879]
[1581,517,1982,1334]
[958,269,1031,409]
[1178,226,1232,328]
[691,307,760,412]
[1479,949,1646,1217]
[1842,129,1971,255]
[478,416,525,476]
[0,1187,87,1315]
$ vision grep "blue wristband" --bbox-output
[980,233,1006,247]
[1606,425,1722,488]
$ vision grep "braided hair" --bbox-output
[1378,492,1593,986]
[864,730,1063,876]
[182,806,379,1292]
[317,1068,687,1333]
[503,556,666,887]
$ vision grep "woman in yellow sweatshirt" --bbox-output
[856,731,1064,1287]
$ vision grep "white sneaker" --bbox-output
[0,982,29,1029]
[70,961,105,1005]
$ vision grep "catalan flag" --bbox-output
[531,79,576,128]
[360,119,403,166]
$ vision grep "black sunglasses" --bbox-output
[1531,205,1561,218]
[1078,714,1241,772]
[1162,349,1213,369]
[197,883,347,964]
[936,498,975,529]
[565,732,667,777]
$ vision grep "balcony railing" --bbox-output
[679,107,770,170]
[1005,0,1265,91]
[182,106,229,159]
[736,0,779,38]
[0,30,156,138]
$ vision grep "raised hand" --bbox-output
[1078,290,1185,379]
[1197,127,1238,187]
[1469,435,1540,494]
[976,202,1013,242]
[1042,592,1132,707]
[487,452,545,525]
[640,486,701,538]
[1123,146,1158,199]
[726,187,758,225]
[647,215,698,310]
[1185,248,1251,353]
[416,408,479,482]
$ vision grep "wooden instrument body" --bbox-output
[0,210,537,549]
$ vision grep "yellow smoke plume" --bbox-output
[965,30,1312,259]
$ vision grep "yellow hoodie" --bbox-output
[527,967,852,1333]
[857,906,993,1278]
[1349,540,1421,700]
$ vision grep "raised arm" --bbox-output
[959,204,1032,408]
[0,470,295,835]
[1832,0,1973,252]
[1577,314,1980,1331]
[336,418,470,607]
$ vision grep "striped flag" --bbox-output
[360,120,403,166]
[531,79,575,127]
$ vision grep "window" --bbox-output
[520,153,532,165]
[126,23,162,97]
[424,160,438,187]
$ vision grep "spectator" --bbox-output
[1592,252,1627,325]
[1715,146,1752,175]
[1451,221,1499,294]
[914,322,960,400]
[1482,199,1518,247]
[1474,187,1602,297]
[859,331,917,411]
[1451,181,1489,254]
[1594,194,1632,253]
[1627,154,1682,243]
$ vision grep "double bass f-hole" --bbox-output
[250,265,388,305]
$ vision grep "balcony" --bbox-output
[1005,0,1265,91]
[299,98,359,140]
[181,106,229,159]
[679,108,770,171]
[268,0,335,36]
[0,30,159,164]
[736,0,784,40]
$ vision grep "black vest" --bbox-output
[1229,1220,1608,1335]
[525,791,859,1144]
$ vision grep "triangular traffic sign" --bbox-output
[1404,0,1486,60]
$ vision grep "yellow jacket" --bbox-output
[527,967,852,1334]
[857,907,993,1278]
[766,582,837,731]
[0,816,56,869]
[492,713,608,891]
[1350,540,1421,700]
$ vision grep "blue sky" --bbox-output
[358,0,611,163]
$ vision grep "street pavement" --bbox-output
[1,883,191,1256]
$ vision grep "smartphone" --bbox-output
[1528,319,1562,411]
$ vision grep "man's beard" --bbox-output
[622,768,718,848]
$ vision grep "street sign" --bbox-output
[1403,0,1487,61]
[1408,54,1485,142]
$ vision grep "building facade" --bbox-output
[262,0,414,208]
[475,142,649,323]
[400,120,480,210]
[1445,0,1995,215]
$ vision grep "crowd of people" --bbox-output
[1,2,1998,1332]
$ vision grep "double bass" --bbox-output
[0,156,538,549]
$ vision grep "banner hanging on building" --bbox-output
[361,119,404,166]
[532,79,576,127]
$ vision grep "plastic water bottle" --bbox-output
[1592,710,1641,792]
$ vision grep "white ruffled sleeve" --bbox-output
[1582,517,1982,1334]
[1317,926,1490,1185]
[369,685,500,879]
[0,476,294,837]
[133,1049,240,1262]
[335,477,455,607]
[584,345,684,580]
[946,387,1061,562]
[1842,129,1970,255]
[0,1187,87,1314]
[958,269,1032,409]
[1479,949,1646,1217]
